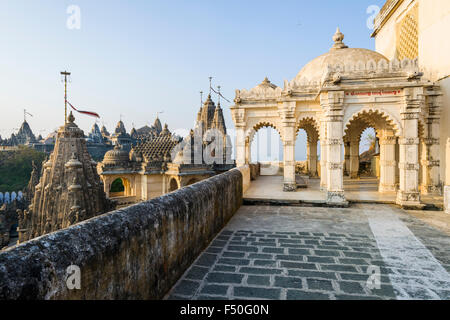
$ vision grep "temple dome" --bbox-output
[295,28,388,83]
[103,145,129,164]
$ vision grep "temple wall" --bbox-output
[374,0,450,188]
[374,0,415,60]
[0,168,243,299]
[441,78,450,188]
[147,174,165,199]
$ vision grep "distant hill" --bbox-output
[0,146,46,192]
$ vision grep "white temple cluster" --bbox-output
[97,95,234,206]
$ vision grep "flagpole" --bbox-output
[61,71,71,124]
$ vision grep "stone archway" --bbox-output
[246,122,283,176]
[344,108,401,193]
[169,178,179,192]
[109,177,131,197]
[296,117,320,177]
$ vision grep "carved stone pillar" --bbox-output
[235,126,246,167]
[321,92,346,205]
[396,88,422,208]
[283,140,296,191]
[344,141,350,176]
[379,135,397,192]
[445,138,450,214]
[231,107,246,167]
[319,119,328,190]
[420,119,441,194]
[281,102,296,191]
[245,136,251,164]
[349,139,360,179]
[307,139,318,177]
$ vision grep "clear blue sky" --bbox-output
[0,0,385,159]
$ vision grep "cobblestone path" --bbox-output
[167,204,450,300]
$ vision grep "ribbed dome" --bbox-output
[295,28,388,83]
[103,145,129,164]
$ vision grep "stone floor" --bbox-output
[166,204,450,300]
[244,175,443,207]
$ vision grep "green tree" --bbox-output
[0,146,46,192]
[364,132,377,151]
[110,178,125,193]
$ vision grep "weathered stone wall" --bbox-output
[0,168,243,300]
[249,163,261,181]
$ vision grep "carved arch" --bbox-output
[168,177,180,192]
[296,116,320,142]
[245,121,283,144]
[344,108,402,138]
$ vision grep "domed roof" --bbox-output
[103,145,129,164]
[295,28,388,83]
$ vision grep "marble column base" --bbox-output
[283,183,297,192]
[396,191,423,209]
[326,191,348,207]
[444,186,450,214]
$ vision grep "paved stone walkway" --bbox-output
[244,176,443,208]
[166,204,450,300]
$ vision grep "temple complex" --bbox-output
[231,26,444,208]
[16,112,114,243]
[0,120,36,146]
[98,95,234,205]
[0,116,161,161]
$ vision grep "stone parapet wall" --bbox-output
[249,163,261,181]
[0,168,243,300]
[236,165,251,194]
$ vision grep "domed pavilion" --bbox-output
[231,28,442,208]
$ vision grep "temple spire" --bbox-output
[17,115,113,243]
